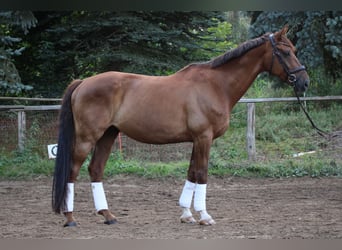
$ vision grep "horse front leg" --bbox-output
[179,148,197,224]
[179,134,216,225]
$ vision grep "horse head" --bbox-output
[266,25,310,93]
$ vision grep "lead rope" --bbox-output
[293,89,328,138]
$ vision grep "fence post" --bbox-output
[246,103,256,161]
[18,111,26,151]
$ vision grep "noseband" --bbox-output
[268,33,306,86]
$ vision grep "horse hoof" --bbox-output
[104,218,118,225]
[180,216,197,224]
[63,221,77,227]
[199,218,216,226]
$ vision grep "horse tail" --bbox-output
[52,79,82,214]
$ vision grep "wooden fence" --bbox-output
[1,96,342,161]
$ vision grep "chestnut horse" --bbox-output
[52,26,309,227]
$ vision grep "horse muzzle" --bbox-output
[292,74,310,94]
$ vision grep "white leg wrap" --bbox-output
[194,183,207,212]
[181,207,193,218]
[91,182,108,212]
[179,180,196,208]
[64,183,74,212]
[200,210,212,221]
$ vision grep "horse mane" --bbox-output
[195,33,271,69]
[178,32,271,72]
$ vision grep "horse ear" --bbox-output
[280,25,289,36]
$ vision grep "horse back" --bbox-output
[71,70,230,144]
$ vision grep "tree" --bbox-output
[248,11,342,80]
[0,11,36,96]
[14,11,227,97]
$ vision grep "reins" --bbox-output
[268,33,328,138]
[293,89,328,138]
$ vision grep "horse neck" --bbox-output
[211,45,267,108]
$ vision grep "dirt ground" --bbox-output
[0,176,341,239]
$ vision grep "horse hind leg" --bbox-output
[64,139,93,227]
[88,126,119,225]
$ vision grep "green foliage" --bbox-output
[206,157,342,178]
[325,14,342,60]
[198,19,236,58]
[228,158,342,178]
[0,11,36,96]
[4,11,340,97]
[249,11,342,80]
[103,152,188,179]
[14,11,226,97]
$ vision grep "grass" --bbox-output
[0,149,54,179]
[208,156,342,178]
[1,150,341,180]
[1,136,341,180]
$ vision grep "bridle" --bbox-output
[268,33,328,137]
[268,33,306,87]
